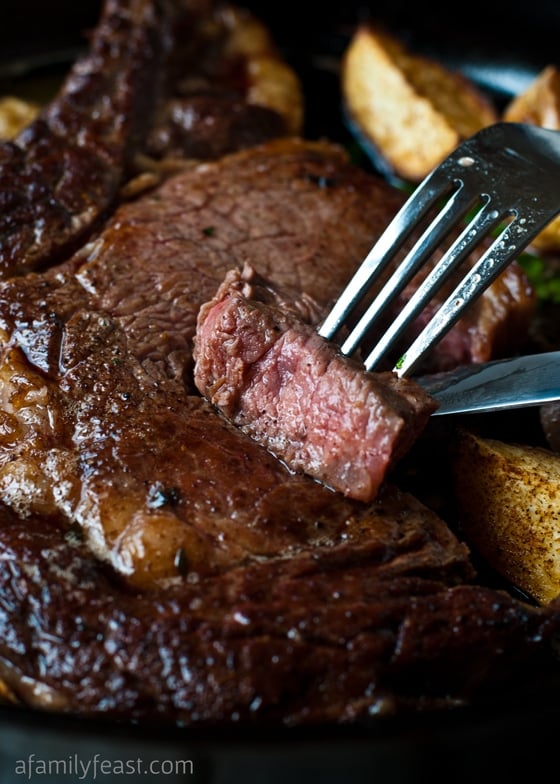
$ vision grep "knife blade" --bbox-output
[415,351,560,416]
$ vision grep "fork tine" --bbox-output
[339,186,487,357]
[356,200,507,369]
[322,123,560,380]
[388,211,556,377]
[317,168,460,341]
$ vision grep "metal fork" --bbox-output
[318,122,560,377]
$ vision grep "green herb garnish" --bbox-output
[518,252,560,303]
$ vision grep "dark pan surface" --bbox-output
[0,2,560,781]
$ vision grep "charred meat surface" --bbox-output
[194,265,438,501]
[0,0,304,279]
[0,0,173,277]
[0,502,557,724]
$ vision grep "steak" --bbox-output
[194,265,438,501]
[0,499,557,724]
[0,0,172,277]
[0,136,555,723]
[0,0,301,279]
[0,139,535,389]
[0,308,457,588]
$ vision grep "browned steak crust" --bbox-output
[0,0,172,277]
[0,500,556,725]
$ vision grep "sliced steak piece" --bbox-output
[194,265,438,501]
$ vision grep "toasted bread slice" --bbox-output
[504,65,560,252]
[342,24,498,181]
[454,430,560,604]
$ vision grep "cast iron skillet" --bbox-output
[0,2,559,782]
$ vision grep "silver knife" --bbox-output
[416,351,560,416]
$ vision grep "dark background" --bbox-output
[2,0,559,56]
[2,0,558,141]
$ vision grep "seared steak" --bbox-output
[0,0,554,722]
[194,265,438,501]
[0,0,303,279]
[0,498,557,724]
[0,0,172,277]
